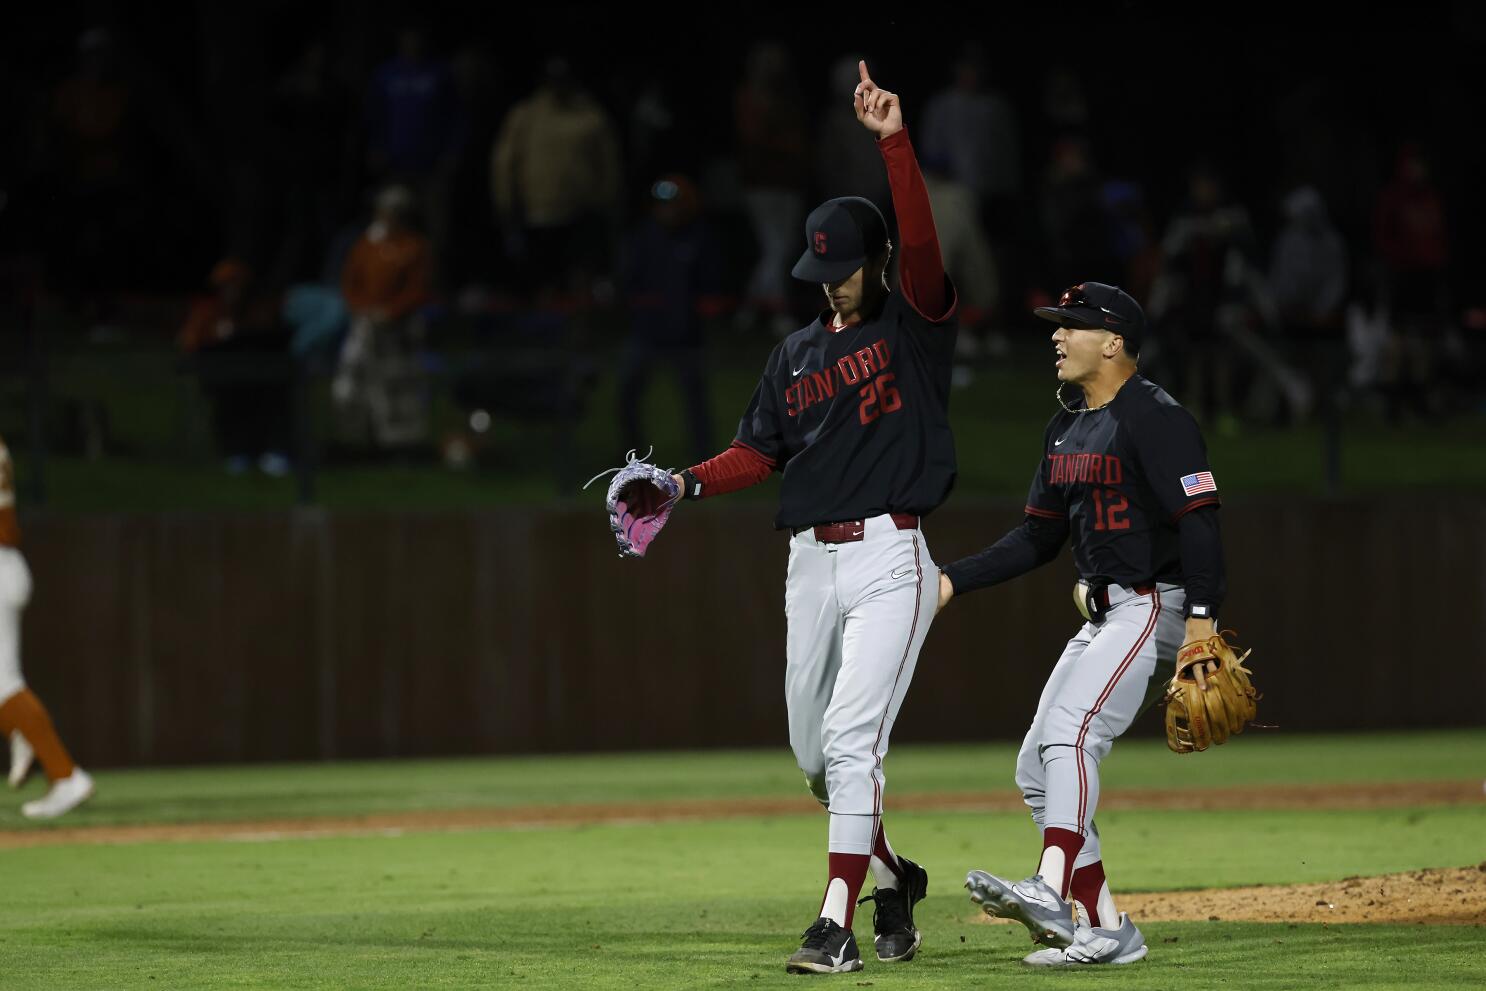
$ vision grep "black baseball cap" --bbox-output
[1034,282,1146,355]
[791,196,889,283]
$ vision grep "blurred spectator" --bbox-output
[1374,144,1448,313]
[1373,144,1448,419]
[1040,137,1118,289]
[365,25,463,287]
[491,57,623,299]
[734,42,808,335]
[922,153,1000,373]
[921,43,1021,215]
[924,44,1025,311]
[815,55,889,209]
[1271,185,1348,430]
[1149,165,1308,430]
[334,186,432,447]
[1271,186,1348,333]
[618,176,724,464]
[178,259,293,474]
[272,41,353,285]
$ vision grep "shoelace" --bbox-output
[798,917,842,949]
[857,889,911,933]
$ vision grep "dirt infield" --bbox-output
[0,778,1479,850]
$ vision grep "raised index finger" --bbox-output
[858,59,871,84]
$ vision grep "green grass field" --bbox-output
[3,732,1485,989]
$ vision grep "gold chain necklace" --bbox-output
[1056,383,1113,414]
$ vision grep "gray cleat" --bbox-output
[1023,913,1148,966]
[965,870,1077,948]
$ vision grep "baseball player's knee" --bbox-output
[823,747,872,781]
[821,749,877,805]
[1040,704,1096,745]
[1037,742,1093,777]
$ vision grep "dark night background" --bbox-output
[0,1,1481,502]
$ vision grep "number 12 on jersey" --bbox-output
[1090,487,1130,531]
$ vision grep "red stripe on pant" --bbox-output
[1073,589,1162,836]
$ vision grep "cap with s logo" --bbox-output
[791,196,888,283]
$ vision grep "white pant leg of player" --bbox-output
[1018,585,1185,922]
[824,518,935,852]
[785,516,936,931]
[1014,625,1094,831]
[785,535,845,808]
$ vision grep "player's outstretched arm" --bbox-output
[672,442,775,501]
[938,515,1070,609]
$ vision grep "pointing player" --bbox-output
[0,435,96,819]
[938,283,1226,966]
[669,62,957,974]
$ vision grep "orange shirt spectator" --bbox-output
[340,197,431,321]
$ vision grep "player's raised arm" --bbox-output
[855,60,952,322]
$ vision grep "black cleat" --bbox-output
[858,856,929,962]
[785,917,864,974]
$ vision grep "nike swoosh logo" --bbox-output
[890,567,913,580]
[829,944,848,967]
[1054,436,1069,446]
[793,364,808,376]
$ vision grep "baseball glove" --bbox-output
[584,449,680,559]
[1163,630,1260,754]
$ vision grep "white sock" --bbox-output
[1095,880,1118,929]
[869,854,898,890]
[1036,847,1067,893]
[820,877,849,927]
[869,830,901,890]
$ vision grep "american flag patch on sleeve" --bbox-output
[1180,471,1217,496]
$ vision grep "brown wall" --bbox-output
[17,499,1486,767]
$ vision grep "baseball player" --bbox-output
[0,434,96,819]
[668,62,957,974]
[938,283,1226,965]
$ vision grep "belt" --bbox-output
[795,513,920,544]
[1074,579,1157,623]
[1092,582,1155,612]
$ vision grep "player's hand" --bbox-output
[853,60,903,139]
[1183,616,1219,690]
[936,570,954,614]
[671,474,685,493]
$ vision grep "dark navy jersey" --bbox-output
[735,284,958,530]
[1025,375,1220,586]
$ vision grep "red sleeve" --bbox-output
[878,128,952,322]
[686,441,775,498]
